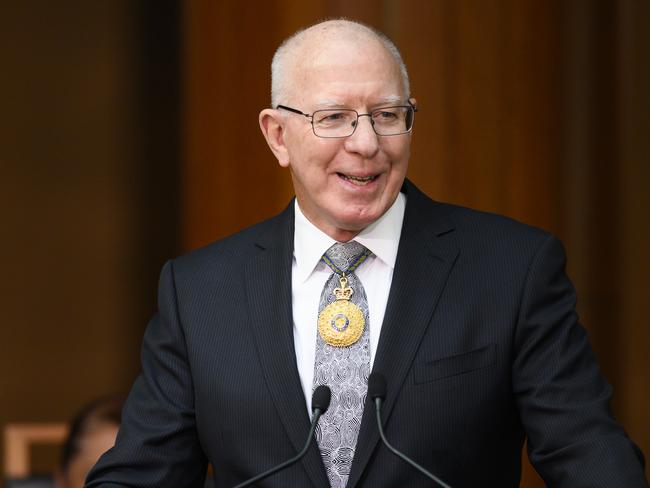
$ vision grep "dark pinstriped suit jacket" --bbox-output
[86,180,647,487]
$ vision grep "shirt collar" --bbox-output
[293,192,406,283]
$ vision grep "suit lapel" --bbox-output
[348,182,459,487]
[243,205,328,488]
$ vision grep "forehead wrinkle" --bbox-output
[313,99,345,108]
[284,29,401,100]
[311,95,405,111]
[294,58,403,110]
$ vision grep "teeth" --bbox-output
[341,174,376,185]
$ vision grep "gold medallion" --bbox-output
[318,275,365,347]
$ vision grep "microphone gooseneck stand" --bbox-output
[368,373,453,488]
[232,385,331,488]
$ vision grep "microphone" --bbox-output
[232,385,331,488]
[368,373,453,488]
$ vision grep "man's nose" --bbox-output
[344,115,380,157]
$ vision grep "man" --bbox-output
[86,19,648,487]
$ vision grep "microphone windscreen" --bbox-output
[312,385,331,414]
[368,372,387,401]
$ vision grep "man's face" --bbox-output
[274,37,411,241]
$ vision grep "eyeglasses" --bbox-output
[276,101,417,138]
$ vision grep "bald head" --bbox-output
[270,19,410,108]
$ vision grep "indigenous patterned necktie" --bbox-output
[313,241,372,488]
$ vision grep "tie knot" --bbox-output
[323,241,370,274]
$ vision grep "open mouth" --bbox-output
[337,173,377,186]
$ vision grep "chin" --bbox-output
[336,213,380,233]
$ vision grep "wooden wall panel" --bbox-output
[1,2,180,483]
[617,0,650,476]
[183,1,290,250]
[0,0,142,437]
[560,6,649,478]
[396,0,563,235]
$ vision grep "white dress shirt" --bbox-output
[292,193,406,414]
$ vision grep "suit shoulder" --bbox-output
[416,197,557,260]
[168,210,290,278]
[404,180,552,247]
[448,204,550,240]
[454,206,565,270]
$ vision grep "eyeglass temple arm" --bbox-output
[276,105,312,118]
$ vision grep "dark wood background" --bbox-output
[1,1,648,486]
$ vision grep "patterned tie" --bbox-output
[313,241,372,488]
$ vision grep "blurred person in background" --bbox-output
[54,396,123,488]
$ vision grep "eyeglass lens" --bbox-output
[311,106,414,137]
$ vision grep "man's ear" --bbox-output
[259,109,290,167]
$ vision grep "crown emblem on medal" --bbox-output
[333,275,354,301]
